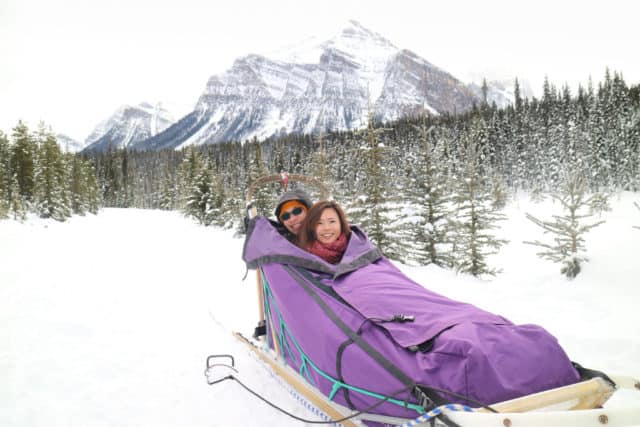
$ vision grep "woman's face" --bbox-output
[315,208,342,244]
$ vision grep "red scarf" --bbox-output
[307,233,348,264]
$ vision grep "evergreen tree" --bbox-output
[9,172,26,221]
[33,127,70,221]
[481,78,489,105]
[184,161,217,226]
[69,155,99,215]
[69,155,84,215]
[0,188,8,219]
[159,166,175,210]
[102,144,121,206]
[120,148,132,207]
[489,171,509,209]
[83,160,101,214]
[404,121,453,266]
[307,130,332,186]
[524,172,605,279]
[451,120,508,277]
[348,111,403,259]
[209,172,229,227]
[513,78,523,112]
[246,140,275,218]
[11,121,37,202]
[0,131,10,218]
[177,146,203,210]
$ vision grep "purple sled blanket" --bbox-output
[243,217,580,418]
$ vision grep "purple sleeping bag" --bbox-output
[243,217,580,418]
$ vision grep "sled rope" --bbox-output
[205,351,476,427]
[213,346,441,426]
[258,349,476,427]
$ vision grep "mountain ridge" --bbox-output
[86,21,527,152]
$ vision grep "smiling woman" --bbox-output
[299,200,352,264]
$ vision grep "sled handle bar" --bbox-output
[206,354,235,369]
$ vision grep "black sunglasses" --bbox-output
[280,206,304,221]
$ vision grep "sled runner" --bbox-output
[224,173,640,426]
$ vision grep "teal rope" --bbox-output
[259,268,425,414]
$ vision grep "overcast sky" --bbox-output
[1,0,638,142]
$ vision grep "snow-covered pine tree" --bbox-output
[0,131,10,218]
[33,126,71,221]
[11,120,37,203]
[178,148,212,225]
[69,155,87,215]
[524,172,605,279]
[489,170,509,209]
[9,172,26,221]
[451,119,508,277]
[307,130,331,187]
[159,165,175,210]
[177,146,203,211]
[67,155,100,215]
[589,191,611,215]
[349,110,404,259]
[403,121,454,267]
[216,157,242,229]
[83,159,101,214]
[102,144,121,206]
[246,140,275,218]
[633,201,640,231]
[209,172,229,227]
[119,148,133,208]
[0,186,7,219]
[184,160,218,226]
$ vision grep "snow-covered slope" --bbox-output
[55,133,85,153]
[132,21,480,151]
[83,102,175,152]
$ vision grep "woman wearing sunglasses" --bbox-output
[274,189,313,243]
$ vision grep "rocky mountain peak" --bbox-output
[83,21,530,152]
[83,102,175,152]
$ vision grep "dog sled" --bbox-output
[211,174,640,427]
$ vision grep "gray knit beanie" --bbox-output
[274,189,313,221]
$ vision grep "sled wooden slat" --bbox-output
[481,377,615,413]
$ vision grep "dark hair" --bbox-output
[298,200,351,248]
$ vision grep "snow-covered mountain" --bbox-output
[83,102,174,152]
[131,21,482,151]
[55,133,85,153]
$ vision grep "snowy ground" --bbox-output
[2,193,640,427]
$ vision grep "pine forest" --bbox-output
[2,71,639,278]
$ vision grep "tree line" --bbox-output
[3,70,638,278]
[0,122,100,221]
